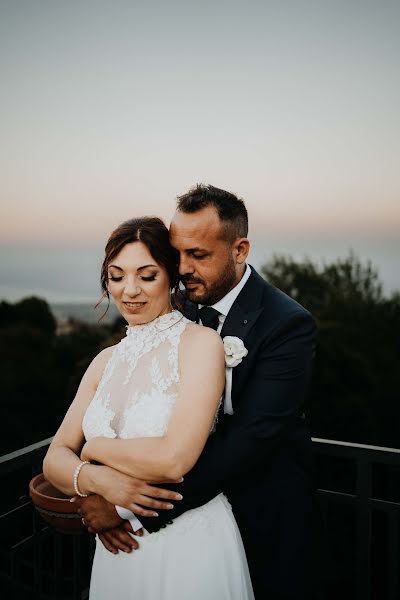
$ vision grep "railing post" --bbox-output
[387,510,399,600]
[355,455,371,600]
[32,503,41,599]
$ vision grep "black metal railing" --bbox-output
[314,438,400,600]
[0,437,399,599]
[0,438,94,599]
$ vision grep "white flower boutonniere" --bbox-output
[223,336,248,368]
[222,336,248,416]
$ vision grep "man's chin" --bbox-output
[183,285,207,304]
[185,289,204,303]
[186,289,220,306]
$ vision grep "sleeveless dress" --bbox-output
[82,310,254,600]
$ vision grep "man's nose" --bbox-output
[178,255,194,276]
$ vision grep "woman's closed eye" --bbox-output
[108,274,157,282]
[141,275,156,281]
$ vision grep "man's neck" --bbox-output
[230,264,247,292]
[203,264,251,316]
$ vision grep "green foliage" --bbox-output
[0,298,123,455]
[0,297,56,335]
[261,252,400,447]
[1,256,399,456]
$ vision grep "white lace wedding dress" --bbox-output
[82,310,254,600]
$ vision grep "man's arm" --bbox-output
[140,310,316,532]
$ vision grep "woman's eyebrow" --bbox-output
[108,264,158,271]
[137,264,158,272]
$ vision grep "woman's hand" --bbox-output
[93,465,183,518]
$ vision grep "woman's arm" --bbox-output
[43,344,185,517]
[43,347,114,497]
[81,325,225,481]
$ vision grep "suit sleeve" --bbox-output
[140,310,317,532]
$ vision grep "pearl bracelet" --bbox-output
[73,460,90,497]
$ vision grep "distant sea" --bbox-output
[50,303,119,325]
[1,236,399,314]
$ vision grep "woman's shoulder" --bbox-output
[94,344,116,363]
[85,345,116,382]
[182,322,223,350]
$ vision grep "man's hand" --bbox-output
[93,466,183,518]
[74,494,123,533]
[98,521,144,554]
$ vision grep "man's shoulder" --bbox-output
[247,267,315,327]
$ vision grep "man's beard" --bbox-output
[182,256,237,306]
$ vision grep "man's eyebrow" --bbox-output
[108,264,158,271]
[185,247,207,253]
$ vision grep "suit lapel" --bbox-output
[220,268,265,410]
[220,266,264,341]
[220,301,263,343]
[179,268,266,414]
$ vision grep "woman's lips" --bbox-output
[123,301,146,311]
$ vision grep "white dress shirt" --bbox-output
[117,264,252,531]
[199,263,251,333]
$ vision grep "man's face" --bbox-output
[169,207,239,305]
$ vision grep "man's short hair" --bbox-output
[176,184,248,242]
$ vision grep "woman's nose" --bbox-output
[124,278,141,296]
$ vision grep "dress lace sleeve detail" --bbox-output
[82,311,190,441]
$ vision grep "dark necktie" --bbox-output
[199,306,221,331]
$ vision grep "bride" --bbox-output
[43,216,254,599]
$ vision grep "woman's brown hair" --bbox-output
[97,217,179,317]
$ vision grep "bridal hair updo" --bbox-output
[97,217,179,315]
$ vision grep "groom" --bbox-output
[79,184,318,599]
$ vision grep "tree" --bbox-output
[261,253,400,447]
[0,296,56,336]
[0,297,118,455]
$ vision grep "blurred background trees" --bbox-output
[0,253,399,454]
[0,297,125,455]
[261,252,400,448]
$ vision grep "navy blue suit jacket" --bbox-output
[140,267,318,599]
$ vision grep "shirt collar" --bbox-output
[199,264,251,318]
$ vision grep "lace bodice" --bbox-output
[82,310,192,441]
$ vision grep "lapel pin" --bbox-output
[243,319,248,324]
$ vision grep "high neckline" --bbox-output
[126,310,183,336]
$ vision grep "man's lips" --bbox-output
[182,281,202,289]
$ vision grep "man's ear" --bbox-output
[234,238,250,264]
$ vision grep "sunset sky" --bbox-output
[1,1,399,301]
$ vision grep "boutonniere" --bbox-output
[222,337,248,416]
[223,336,248,368]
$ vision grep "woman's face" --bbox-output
[107,241,172,326]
